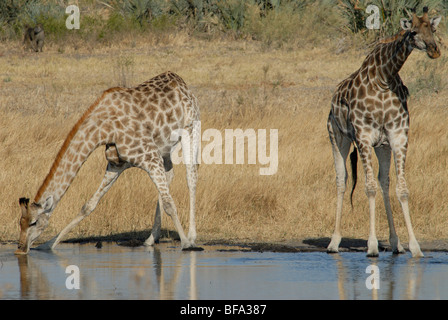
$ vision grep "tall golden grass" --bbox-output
[1,32,448,246]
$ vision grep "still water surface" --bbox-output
[0,243,447,300]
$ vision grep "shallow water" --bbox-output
[0,243,447,300]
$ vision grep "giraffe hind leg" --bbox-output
[141,152,193,249]
[144,155,174,246]
[327,117,352,253]
[186,162,198,244]
[374,145,405,254]
[182,124,199,245]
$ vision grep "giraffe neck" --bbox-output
[34,99,109,210]
[375,31,413,82]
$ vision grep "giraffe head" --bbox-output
[400,7,441,59]
[15,197,53,255]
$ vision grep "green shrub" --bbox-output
[0,0,68,40]
[244,2,301,45]
[3,0,444,46]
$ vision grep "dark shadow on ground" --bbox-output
[63,229,180,247]
[303,237,375,252]
[205,237,390,253]
[48,233,448,252]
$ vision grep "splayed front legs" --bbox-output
[37,161,126,250]
[38,143,198,251]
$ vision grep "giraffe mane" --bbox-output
[34,87,122,203]
[372,30,413,60]
[377,30,407,44]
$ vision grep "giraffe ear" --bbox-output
[431,16,441,29]
[19,198,30,217]
[400,18,412,31]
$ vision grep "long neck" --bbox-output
[375,31,413,82]
[34,105,105,209]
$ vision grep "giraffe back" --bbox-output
[81,71,199,159]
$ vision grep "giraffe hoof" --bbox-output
[411,251,424,258]
[409,240,424,258]
[392,248,406,255]
[366,252,379,258]
[144,235,160,246]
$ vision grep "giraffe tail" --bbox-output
[349,144,358,209]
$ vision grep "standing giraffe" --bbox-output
[327,8,441,257]
[15,71,200,255]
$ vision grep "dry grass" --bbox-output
[1,32,448,246]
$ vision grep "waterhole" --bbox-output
[1,243,447,300]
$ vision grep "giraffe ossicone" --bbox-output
[15,71,200,254]
[327,7,441,258]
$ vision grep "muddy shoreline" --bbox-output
[3,230,447,253]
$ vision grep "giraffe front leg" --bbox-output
[392,144,423,258]
[359,144,379,257]
[37,162,125,250]
[396,184,423,258]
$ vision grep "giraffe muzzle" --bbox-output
[14,241,29,255]
[14,248,28,255]
[427,45,441,59]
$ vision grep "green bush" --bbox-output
[3,0,444,46]
[244,2,301,45]
[0,0,68,40]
